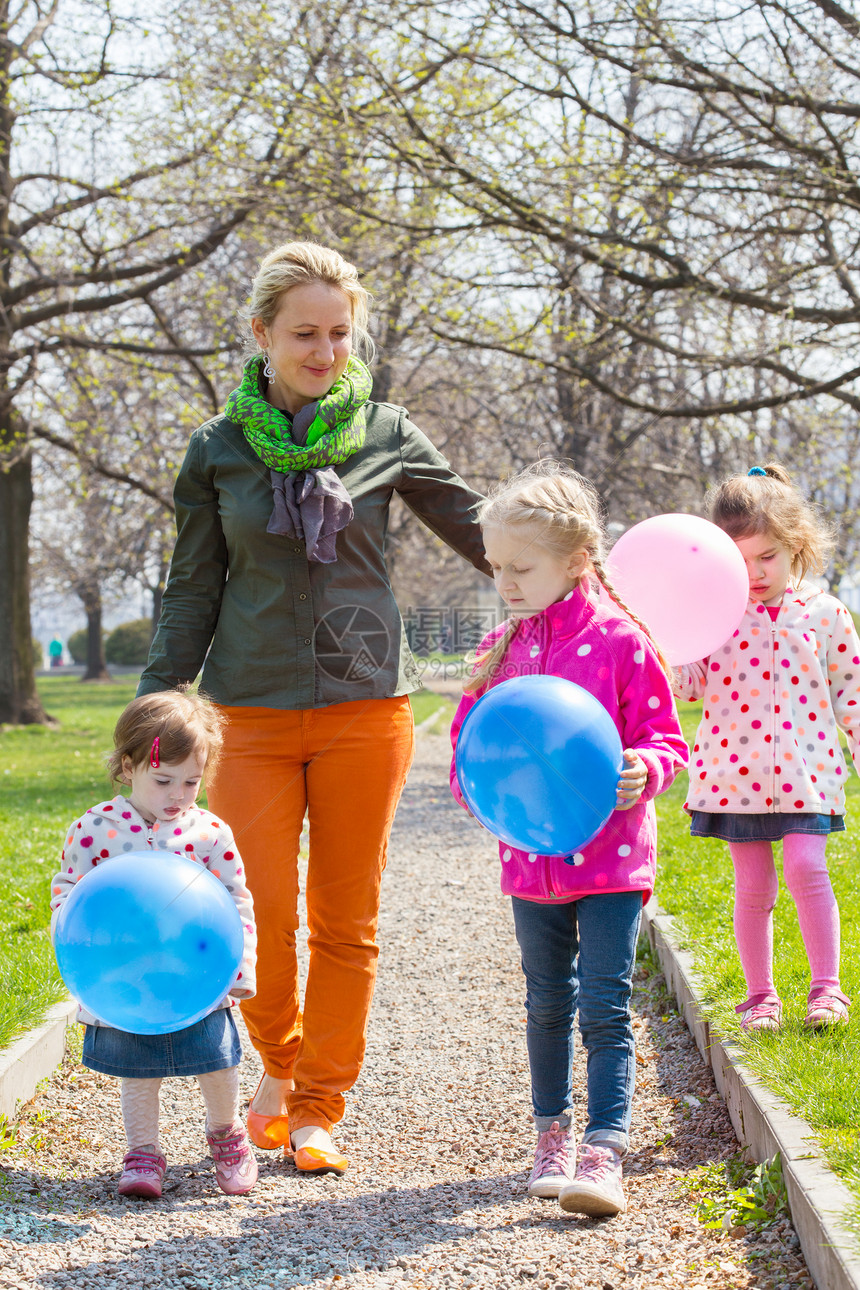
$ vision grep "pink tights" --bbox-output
[729,835,841,1004]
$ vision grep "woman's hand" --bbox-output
[615,750,648,810]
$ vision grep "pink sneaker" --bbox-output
[528,1121,576,1198]
[805,991,850,1029]
[117,1147,166,1199]
[738,999,782,1032]
[559,1142,625,1217]
[207,1123,258,1195]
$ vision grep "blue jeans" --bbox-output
[512,891,642,1155]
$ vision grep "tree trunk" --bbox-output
[80,586,111,682]
[150,586,163,637]
[0,13,46,725]
[150,559,167,636]
[371,362,392,405]
[0,444,48,722]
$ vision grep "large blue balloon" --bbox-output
[455,675,624,856]
[55,851,244,1035]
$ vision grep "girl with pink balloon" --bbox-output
[675,464,859,1033]
[449,463,687,1219]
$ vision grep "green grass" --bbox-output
[410,690,457,728]
[655,700,860,1222]
[0,676,141,1049]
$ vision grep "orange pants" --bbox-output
[206,696,414,1132]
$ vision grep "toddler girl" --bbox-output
[675,463,858,1032]
[450,463,687,1218]
[51,691,258,1199]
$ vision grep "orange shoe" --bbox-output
[246,1077,291,1151]
[292,1143,349,1176]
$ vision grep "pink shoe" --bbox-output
[207,1123,258,1195]
[117,1147,166,1199]
[737,997,782,1032]
[805,991,850,1030]
[528,1121,577,1198]
[559,1142,626,1217]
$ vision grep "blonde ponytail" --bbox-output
[463,619,520,694]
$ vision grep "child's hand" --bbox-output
[452,782,473,816]
[616,750,648,810]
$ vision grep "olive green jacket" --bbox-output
[138,401,489,709]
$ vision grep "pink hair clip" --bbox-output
[149,736,160,769]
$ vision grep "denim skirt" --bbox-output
[82,1007,241,1079]
[690,811,844,843]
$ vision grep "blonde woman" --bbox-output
[140,241,488,1174]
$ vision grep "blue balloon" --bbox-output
[455,675,624,856]
[54,851,244,1035]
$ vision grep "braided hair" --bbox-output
[465,463,670,692]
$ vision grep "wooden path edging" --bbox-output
[643,899,860,1290]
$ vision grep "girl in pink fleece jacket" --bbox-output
[675,464,858,1035]
[450,464,687,1219]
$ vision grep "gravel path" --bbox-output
[0,731,814,1290]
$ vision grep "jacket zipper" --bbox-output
[544,856,555,899]
[538,618,558,899]
[768,616,779,809]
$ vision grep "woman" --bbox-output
[138,241,488,1174]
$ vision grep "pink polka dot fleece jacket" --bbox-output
[449,584,689,905]
[675,586,860,815]
[51,797,257,1027]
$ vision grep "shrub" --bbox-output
[105,618,153,666]
[66,627,90,664]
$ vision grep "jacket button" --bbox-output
[304,638,311,645]
[299,593,307,600]
[294,546,302,553]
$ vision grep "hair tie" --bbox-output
[149,737,160,769]
[748,466,767,476]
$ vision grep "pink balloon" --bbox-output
[606,514,749,666]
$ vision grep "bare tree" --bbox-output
[336,0,860,524]
[32,452,167,681]
[1,0,360,724]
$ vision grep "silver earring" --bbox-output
[262,352,276,382]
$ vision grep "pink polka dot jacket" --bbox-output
[675,587,860,815]
[449,585,689,904]
[50,797,257,1027]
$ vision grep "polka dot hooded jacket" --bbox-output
[51,798,257,1028]
[449,584,688,905]
[675,587,860,816]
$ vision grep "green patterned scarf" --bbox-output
[225,352,372,471]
